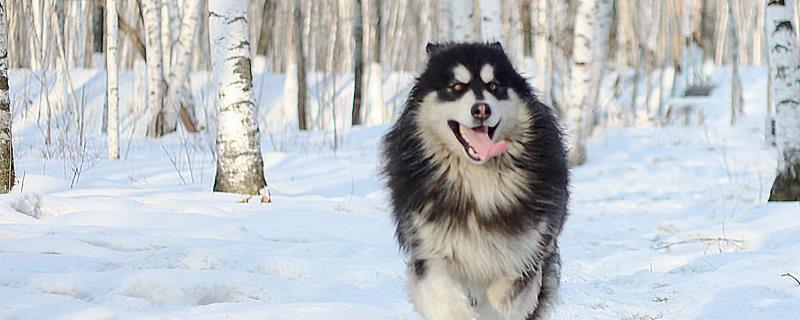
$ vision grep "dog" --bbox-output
[382,42,569,320]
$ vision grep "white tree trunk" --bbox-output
[0,1,14,193]
[728,0,743,125]
[443,0,477,41]
[365,62,385,125]
[365,0,384,125]
[440,0,501,42]
[480,0,503,41]
[565,0,613,166]
[160,1,172,76]
[501,0,524,66]
[142,0,168,137]
[167,0,181,65]
[133,58,147,113]
[107,0,120,160]
[209,0,269,199]
[587,0,613,124]
[270,62,299,131]
[765,0,800,201]
[165,0,202,132]
[532,0,549,98]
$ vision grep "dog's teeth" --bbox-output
[468,146,478,157]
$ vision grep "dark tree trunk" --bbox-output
[372,0,382,64]
[93,2,104,53]
[521,0,533,57]
[257,0,274,56]
[700,0,716,60]
[770,166,800,201]
[294,0,308,130]
[352,0,364,126]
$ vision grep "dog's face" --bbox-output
[414,43,525,165]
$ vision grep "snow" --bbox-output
[1,64,799,319]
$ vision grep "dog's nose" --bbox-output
[471,103,492,121]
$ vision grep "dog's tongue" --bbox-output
[462,126,509,160]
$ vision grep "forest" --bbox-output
[0,0,798,319]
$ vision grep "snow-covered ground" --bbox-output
[1,66,798,319]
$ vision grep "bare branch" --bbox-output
[782,273,800,286]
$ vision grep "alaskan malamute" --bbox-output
[382,42,568,320]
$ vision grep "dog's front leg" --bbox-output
[486,271,543,320]
[408,258,477,320]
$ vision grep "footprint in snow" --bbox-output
[252,259,311,281]
[115,272,258,307]
[79,238,167,253]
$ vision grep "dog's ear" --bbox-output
[488,42,503,50]
[426,43,445,56]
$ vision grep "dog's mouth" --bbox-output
[447,120,509,162]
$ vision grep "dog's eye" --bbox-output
[450,82,467,93]
[487,82,498,92]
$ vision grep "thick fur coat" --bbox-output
[382,43,568,320]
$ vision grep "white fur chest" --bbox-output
[414,213,545,282]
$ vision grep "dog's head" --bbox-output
[412,42,528,165]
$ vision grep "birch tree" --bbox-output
[439,0,503,42]
[765,0,800,201]
[107,0,120,160]
[500,0,523,65]
[276,1,300,131]
[565,0,614,166]
[728,0,743,125]
[352,0,364,125]
[0,1,14,193]
[160,1,174,76]
[164,0,202,133]
[480,0,503,41]
[142,0,171,137]
[365,0,385,125]
[209,0,270,199]
[440,0,476,41]
[532,0,550,103]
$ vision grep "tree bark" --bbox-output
[479,0,503,41]
[521,0,533,57]
[728,0,743,126]
[93,1,104,53]
[444,0,476,41]
[532,0,550,105]
[0,1,15,193]
[294,0,308,130]
[164,0,202,133]
[209,0,270,199]
[160,1,172,76]
[142,0,173,137]
[586,0,613,135]
[765,0,800,201]
[565,0,613,166]
[352,0,364,126]
[365,0,385,125]
[107,0,120,160]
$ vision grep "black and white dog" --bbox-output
[382,42,568,320]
